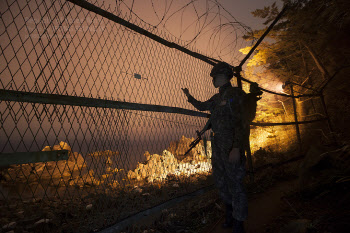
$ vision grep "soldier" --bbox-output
[181,62,248,233]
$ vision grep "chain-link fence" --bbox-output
[0,0,217,232]
[247,89,331,172]
[0,0,331,232]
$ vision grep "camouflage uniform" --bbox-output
[187,82,248,221]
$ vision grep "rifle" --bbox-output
[183,118,211,157]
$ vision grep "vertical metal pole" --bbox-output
[237,77,243,89]
[290,85,302,153]
[245,126,254,182]
[320,92,336,143]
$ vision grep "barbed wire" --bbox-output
[112,0,254,65]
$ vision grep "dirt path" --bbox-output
[206,178,298,233]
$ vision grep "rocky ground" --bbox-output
[131,141,350,233]
[1,139,349,233]
[0,138,213,233]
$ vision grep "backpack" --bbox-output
[244,82,262,123]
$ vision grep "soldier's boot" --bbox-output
[232,218,246,233]
[222,204,233,228]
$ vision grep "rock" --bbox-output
[278,219,311,233]
[144,151,151,161]
[167,136,197,160]
[1,172,11,181]
[167,136,211,161]
[42,146,52,151]
[16,210,24,218]
[86,204,93,210]
[27,218,52,231]
[106,167,112,172]
[110,181,119,188]
[122,136,211,183]
[2,222,16,230]
[298,145,334,191]
[52,141,71,151]
[68,152,85,167]
[34,219,51,226]
[73,170,96,187]
[106,156,113,166]
[32,198,42,203]
[127,170,137,180]
[133,186,142,193]
[35,163,46,173]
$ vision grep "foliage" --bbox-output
[240,0,350,92]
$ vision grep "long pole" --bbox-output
[236,4,289,88]
[320,92,336,143]
[245,127,254,182]
[234,4,289,181]
[291,85,302,153]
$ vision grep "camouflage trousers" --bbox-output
[211,133,248,221]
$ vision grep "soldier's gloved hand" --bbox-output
[229,148,240,163]
[181,88,190,98]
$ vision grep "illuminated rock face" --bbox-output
[2,137,212,187]
[127,137,212,183]
[43,141,86,174]
[87,150,118,175]
[127,150,179,183]
[167,135,212,161]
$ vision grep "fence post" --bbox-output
[237,74,253,181]
[320,92,336,143]
[290,85,302,153]
[237,77,243,89]
[245,127,254,183]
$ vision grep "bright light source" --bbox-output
[275,82,285,93]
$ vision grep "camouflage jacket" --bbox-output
[187,83,247,148]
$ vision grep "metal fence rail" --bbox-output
[0,0,332,232]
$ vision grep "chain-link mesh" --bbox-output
[0,0,330,232]
[0,0,215,232]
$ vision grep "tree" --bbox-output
[241,0,350,92]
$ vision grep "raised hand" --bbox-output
[181,88,190,98]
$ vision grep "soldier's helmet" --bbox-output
[210,62,234,79]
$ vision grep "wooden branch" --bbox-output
[302,41,330,80]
